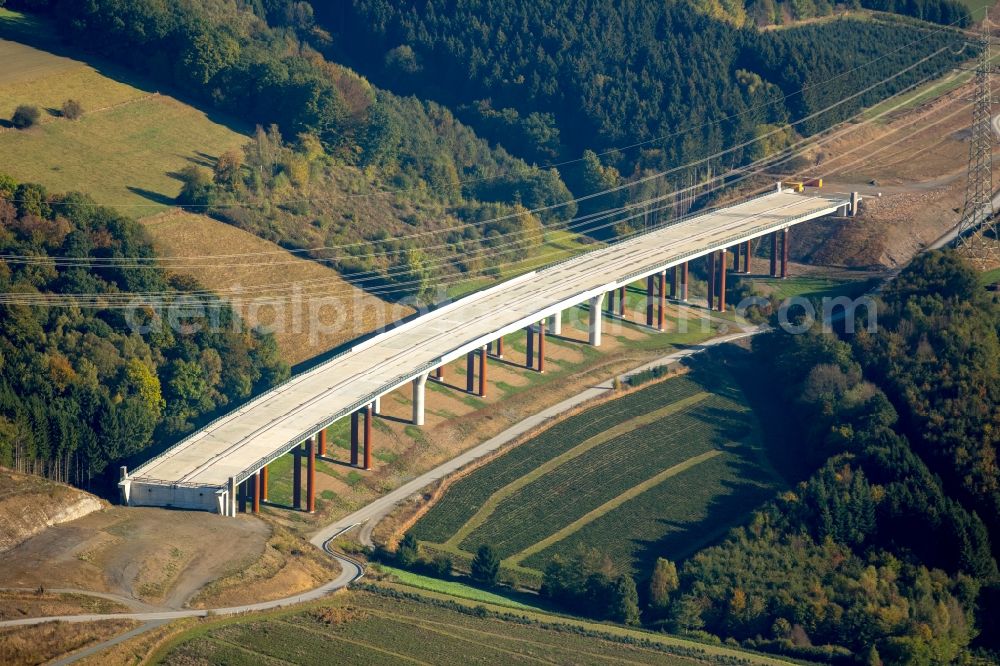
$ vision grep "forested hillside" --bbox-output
[0,175,288,487]
[322,1,966,183]
[669,252,1000,663]
[7,0,577,296]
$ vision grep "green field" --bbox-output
[411,358,785,578]
[156,587,772,666]
[0,9,246,211]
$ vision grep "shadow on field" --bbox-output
[127,186,175,206]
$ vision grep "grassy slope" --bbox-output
[0,10,246,211]
[412,359,787,578]
[154,587,792,666]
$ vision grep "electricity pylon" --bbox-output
[957,20,1000,266]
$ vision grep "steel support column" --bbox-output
[537,321,545,373]
[466,351,476,392]
[496,337,504,358]
[707,252,716,310]
[435,364,444,380]
[363,405,373,470]
[350,412,359,466]
[645,275,655,326]
[525,326,535,368]
[657,271,666,331]
[318,429,327,457]
[306,437,315,513]
[770,232,778,277]
[478,346,487,396]
[253,471,261,514]
[292,443,302,510]
[718,249,728,313]
[781,228,789,278]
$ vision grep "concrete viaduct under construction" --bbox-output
[119,186,855,516]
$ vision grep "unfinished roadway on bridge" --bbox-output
[121,187,851,515]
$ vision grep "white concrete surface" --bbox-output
[124,190,846,506]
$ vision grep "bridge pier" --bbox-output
[350,412,359,466]
[718,249,728,313]
[317,429,326,457]
[645,276,655,327]
[781,228,789,279]
[658,271,666,331]
[253,471,261,514]
[435,364,444,380]
[707,252,716,310]
[292,443,302,510]
[606,288,615,316]
[373,397,381,415]
[466,351,476,392]
[363,404,373,470]
[228,477,237,517]
[770,232,778,277]
[479,346,488,395]
[743,240,752,274]
[682,261,689,301]
[412,372,428,425]
[537,321,545,373]
[260,466,268,502]
[306,437,315,513]
[589,293,605,346]
[525,326,534,368]
[548,311,561,336]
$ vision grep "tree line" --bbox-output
[0,174,288,490]
[320,0,967,190]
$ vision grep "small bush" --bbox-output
[12,104,41,129]
[62,99,84,120]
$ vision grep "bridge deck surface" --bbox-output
[130,190,845,489]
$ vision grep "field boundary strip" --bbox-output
[364,608,663,665]
[436,391,712,550]
[505,449,723,569]
[270,620,431,665]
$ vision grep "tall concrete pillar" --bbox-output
[228,476,238,517]
[670,266,679,300]
[850,191,860,216]
[548,312,561,335]
[744,240,752,274]
[412,372,428,425]
[537,321,545,373]
[718,249,728,313]
[607,288,615,315]
[657,271,666,331]
[478,346,488,396]
[318,429,327,457]
[373,397,381,415]
[525,326,535,368]
[496,336,504,358]
[781,228,789,279]
[306,437,315,513]
[261,466,269,502]
[707,252,716,311]
[435,364,444,380]
[363,405,373,471]
[253,471,261,514]
[682,262,689,302]
[770,232,778,277]
[350,412,360,466]
[589,293,605,346]
[618,286,626,317]
[238,479,247,514]
[292,443,302,510]
[645,275,655,327]
[466,351,476,392]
